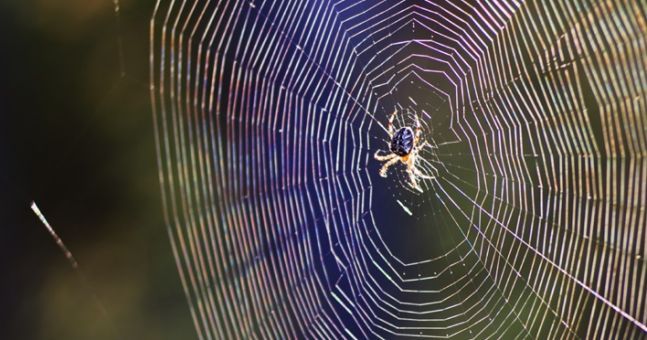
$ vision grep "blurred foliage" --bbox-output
[0,0,193,339]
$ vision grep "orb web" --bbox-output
[150,1,647,338]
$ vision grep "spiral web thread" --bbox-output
[150,1,647,338]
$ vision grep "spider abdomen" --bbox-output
[390,127,414,156]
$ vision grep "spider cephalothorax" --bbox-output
[374,110,433,192]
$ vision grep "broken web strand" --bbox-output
[112,0,126,78]
[30,202,120,338]
[150,0,647,339]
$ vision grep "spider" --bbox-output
[374,110,432,192]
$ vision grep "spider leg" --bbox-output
[407,168,424,192]
[379,156,400,177]
[406,157,424,192]
[387,109,397,137]
[408,153,434,178]
[374,150,397,161]
[416,155,440,179]
[414,113,422,144]
[413,166,435,179]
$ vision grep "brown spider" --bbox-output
[374,110,432,192]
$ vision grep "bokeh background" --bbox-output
[0,0,194,338]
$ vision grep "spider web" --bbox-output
[150,0,647,338]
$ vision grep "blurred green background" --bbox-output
[0,0,194,338]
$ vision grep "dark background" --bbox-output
[0,0,193,338]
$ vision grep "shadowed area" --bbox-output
[0,0,193,339]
